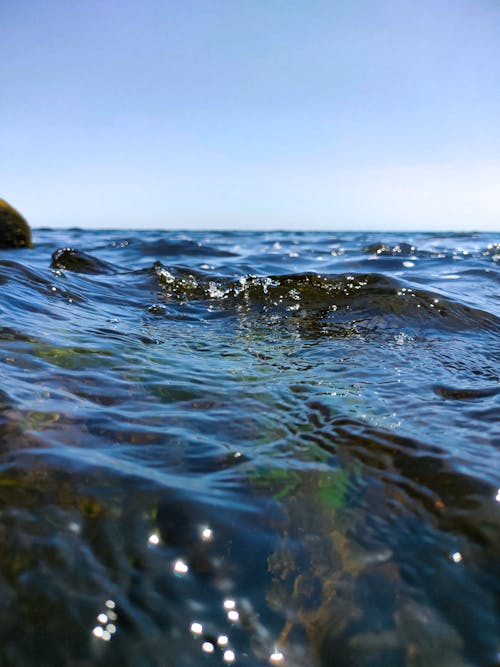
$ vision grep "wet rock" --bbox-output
[0,199,32,248]
[481,242,500,261]
[363,242,416,256]
[51,248,118,274]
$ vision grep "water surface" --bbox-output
[0,230,499,666]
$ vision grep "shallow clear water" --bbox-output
[0,230,499,667]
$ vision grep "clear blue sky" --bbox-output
[1,0,499,230]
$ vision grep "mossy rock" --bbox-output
[0,198,32,248]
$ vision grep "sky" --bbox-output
[1,0,499,230]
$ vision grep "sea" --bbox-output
[0,229,499,667]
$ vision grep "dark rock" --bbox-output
[0,199,32,248]
[363,242,416,256]
[51,247,118,274]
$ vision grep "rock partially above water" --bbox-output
[0,199,32,248]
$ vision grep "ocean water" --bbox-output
[0,229,499,667]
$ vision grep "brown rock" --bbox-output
[0,198,32,248]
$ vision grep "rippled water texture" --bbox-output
[0,230,499,667]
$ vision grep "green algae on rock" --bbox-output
[0,198,32,248]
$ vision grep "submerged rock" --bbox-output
[0,199,32,248]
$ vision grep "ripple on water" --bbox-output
[0,230,498,666]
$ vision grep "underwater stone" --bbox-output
[0,199,32,248]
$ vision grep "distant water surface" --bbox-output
[0,230,499,667]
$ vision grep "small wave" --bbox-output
[432,384,500,400]
[300,405,500,548]
[364,239,500,263]
[137,237,239,258]
[153,264,500,332]
[0,258,55,288]
[51,248,123,274]
[10,446,243,506]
